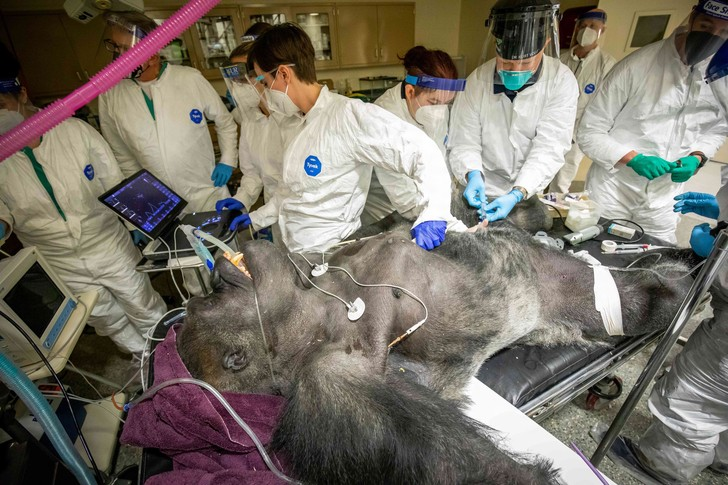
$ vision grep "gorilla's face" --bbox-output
[178,240,299,395]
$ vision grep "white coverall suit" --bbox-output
[277,86,461,253]
[577,31,728,243]
[551,45,616,193]
[99,64,238,213]
[448,56,579,198]
[0,118,166,354]
[635,181,728,482]
[361,82,450,226]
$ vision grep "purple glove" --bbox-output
[230,213,252,232]
[411,221,447,251]
[215,198,244,213]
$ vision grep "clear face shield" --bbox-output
[482,1,560,91]
[220,62,264,110]
[676,1,728,70]
[569,11,607,50]
[404,74,466,141]
[101,13,159,79]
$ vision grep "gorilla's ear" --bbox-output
[223,350,247,371]
[212,257,254,292]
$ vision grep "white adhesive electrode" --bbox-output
[311,263,329,277]
[347,297,366,321]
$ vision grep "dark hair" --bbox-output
[229,23,273,63]
[249,23,317,83]
[245,21,273,38]
[400,46,459,95]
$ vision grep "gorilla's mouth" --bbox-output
[226,252,252,279]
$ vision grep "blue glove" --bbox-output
[0,223,5,240]
[215,198,245,213]
[211,164,234,187]
[481,189,524,222]
[464,171,486,209]
[230,213,252,232]
[131,229,149,246]
[411,220,447,251]
[673,192,719,219]
[690,223,716,258]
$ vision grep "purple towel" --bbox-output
[120,325,289,484]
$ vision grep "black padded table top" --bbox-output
[475,218,683,407]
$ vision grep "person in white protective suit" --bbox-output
[449,0,578,223]
[215,30,303,245]
[360,46,466,226]
[550,9,616,194]
[219,23,463,253]
[577,0,728,244]
[98,12,238,214]
[0,78,166,355]
[604,34,728,485]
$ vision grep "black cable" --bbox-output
[594,218,645,243]
[0,310,104,484]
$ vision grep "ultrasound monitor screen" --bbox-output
[4,263,65,339]
[99,170,187,239]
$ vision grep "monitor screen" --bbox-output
[98,170,187,239]
[3,262,65,339]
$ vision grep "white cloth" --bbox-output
[577,32,728,240]
[278,86,458,253]
[448,56,579,198]
[99,64,238,213]
[635,181,728,482]
[363,83,450,224]
[551,46,616,193]
[592,265,623,336]
[0,118,166,353]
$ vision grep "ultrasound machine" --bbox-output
[98,170,239,261]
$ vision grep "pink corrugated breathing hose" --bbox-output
[0,0,220,161]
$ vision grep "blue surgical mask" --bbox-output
[498,69,533,91]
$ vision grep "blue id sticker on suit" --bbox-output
[190,109,203,124]
[585,83,595,94]
[304,156,322,176]
[84,164,95,180]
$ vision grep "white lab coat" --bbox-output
[99,64,238,213]
[577,32,728,242]
[0,118,166,353]
[551,46,616,193]
[448,55,578,198]
[362,83,450,224]
[278,86,457,253]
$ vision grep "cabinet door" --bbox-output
[242,6,292,30]
[61,15,109,79]
[377,5,415,65]
[337,5,378,67]
[189,7,244,79]
[146,10,197,70]
[291,6,339,70]
[4,14,84,97]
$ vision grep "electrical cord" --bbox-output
[39,391,126,424]
[159,235,190,304]
[140,307,184,391]
[0,310,104,484]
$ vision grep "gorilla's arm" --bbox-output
[272,345,559,485]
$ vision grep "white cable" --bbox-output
[159,236,189,304]
[606,259,706,281]
[40,392,126,424]
[287,254,351,309]
[140,307,184,391]
[174,225,191,293]
[0,248,11,258]
[66,361,106,400]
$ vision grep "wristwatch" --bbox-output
[512,186,528,199]
[689,151,709,168]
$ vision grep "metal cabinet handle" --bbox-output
[76,72,82,81]
[84,70,90,80]
[374,47,378,59]
[379,47,383,59]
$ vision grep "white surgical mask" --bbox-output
[414,103,449,142]
[0,109,24,135]
[576,27,599,47]
[265,70,301,118]
[232,83,263,110]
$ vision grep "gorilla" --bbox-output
[176,220,694,484]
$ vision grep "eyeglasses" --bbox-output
[104,39,132,55]
[247,64,296,88]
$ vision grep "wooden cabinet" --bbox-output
[337,3,415,68]
[145,10,197,69]
[290,5,339,70]
[188,7,245,79]
[242,6,292,29]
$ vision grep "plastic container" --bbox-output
[565,199,601,232]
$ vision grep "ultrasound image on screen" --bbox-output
[101,172,183,235]
[4,263,65,338]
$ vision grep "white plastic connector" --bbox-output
[347,297,365,321]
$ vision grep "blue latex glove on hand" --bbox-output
[411,220,447,251]
[481,189,524,222]
[690,223,716,258]
[215,198,245,213]
[464,171,486,209]
[211,164,234,187]
[131,229,149,246]
[673,192,719,219]
[230,213,252,232]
